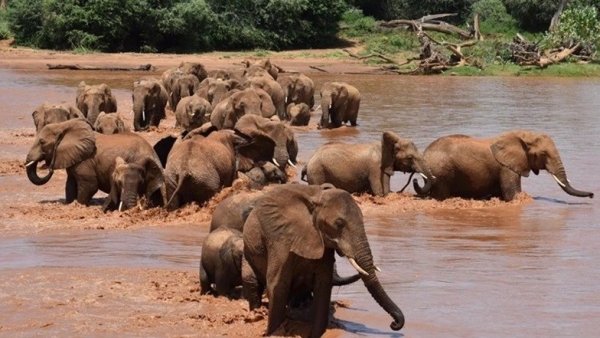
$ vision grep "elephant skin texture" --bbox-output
[25,120,165,210]
[93,112,129,135]
[242,59,278,80]
[210,88,269,130]
[32,102,85,133]
[303,131,433,196]
[76,81,118,126]
[242,184,404,337]
[286,102,311,126]
[244,76,286,120]
[319,81,360,129]
[210,190,264,233]
[163,129,276,210]
[278,73,315,110]
[200,226,244,298]
[413,130,594,201]
[175,94,212,132]
[131,77,168,131]
[196,78,242,108]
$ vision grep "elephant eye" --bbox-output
[334,218,345,229]
[39,138,46,145]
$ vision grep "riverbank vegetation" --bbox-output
[0,0,599,75]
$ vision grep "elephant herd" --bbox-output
[23,58,594,337]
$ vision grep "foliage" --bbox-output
[544,6,600,48]
[470,0,518,34]
[0,10,11,40]
[503,0,560,32]
[341,8,377,37]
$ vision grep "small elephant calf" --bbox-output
[94,112,128,134]
[199,227,244,297]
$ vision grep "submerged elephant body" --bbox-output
[414,130,594,201]
[242,184,404,337]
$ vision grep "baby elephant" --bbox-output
[199,226,244,297]
[286,102,311,126]
[94,112,128,134]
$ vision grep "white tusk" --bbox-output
[375,265,382,272]
[552,175,566,188]
[142,110,145,121]
[348,258,369,276]
[272,158,280,167]
[328,104,332,109]
[26,161,36,167]
[130,110,134,116]
[419,173,428,179]
[118,201,124,212]
[287,159,296,168]
[284,96,288,103]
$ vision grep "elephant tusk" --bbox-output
[284,96,288,103]
[287,159,296,168]
[130,110,134,116]
[552,175,566,188]
[272,158,280,167]
[25,161,36,167]
[142,110,146,121]
[348,258,369,276]
[375,265,382,272]
[118,201,124,212]
[328,104,332,109]
[420,173,436,179]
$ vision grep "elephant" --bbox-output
[93,112,128,135]
[242,59,278,80]
[131,77,168,131]
[244,162,288,189]
[286,102,311,126]
[199,226,244,297]
[207,69,243,82]
[170,72,200,113]
[175,94,212,132]
[210,88,273,130]
[103,156,164,212]
[242,184,405,337]
[234,114,298,171]
[244,76,286,120]
[278,73,315,110]
[302,131,433,196]
[32,102,85,133]
[163,129,277,210]
[25,120,164,209]
[319,82,360,129]
[413,130,594,201]
[76,81,118,126]
[161,61,207,92]
[196,78,242,108]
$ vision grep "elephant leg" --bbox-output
[369,173,386,197]
[310,253,334,338]
[242,258,264,310]
[215,269,232,297]
[265,259,293,335]
[76,177,98,206]
[500,171,521,201]
[199,262,214,295]
[65,174,78,204]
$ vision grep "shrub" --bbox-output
[543,6,600,48]
[471,0,518,34]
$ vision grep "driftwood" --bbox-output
[46,64,155,71]
[380,14,473,40]
[342,48,401,64]
[510,34,587,68]
[308,65,328,73]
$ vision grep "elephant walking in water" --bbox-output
[414,130,594,201]
[76,81,117,126]
[319,81,360,129]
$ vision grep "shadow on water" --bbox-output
[336,318,404,337]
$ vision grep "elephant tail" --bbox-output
[166,174,186,210]
[300,166,308,182]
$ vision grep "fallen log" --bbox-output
[342,48,400,64]
[46,64,155,71]
[380,16,473,39]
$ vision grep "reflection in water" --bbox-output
[1,68,600,337]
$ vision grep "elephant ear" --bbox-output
[153,135,178,168]
[491,134,531,177]
[67,105,84,119]
[53,119,96,169]
[257,187,324,260]
[233,129,276,172]
[99,83,112,97]
[150,82,162,96]
[381,131,399,176]
[143,158,164,198]
[103,157,125,212]
[32,105,45,132]
[116,114,127,132]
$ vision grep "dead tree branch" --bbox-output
[46,64,155,71]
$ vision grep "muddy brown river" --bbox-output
[1,66,599,337]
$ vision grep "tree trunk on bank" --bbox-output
[549,0,570,32]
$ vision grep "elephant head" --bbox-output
[234,114,297,171]
[172,74,200,111]
[213,88,263,130]
[25,119,96,186]
[180,96,212,132]
[178,61,208,82]
[490,130,593,198]
[207,79,241,107]
[103,156,164,212]
[93,112,128,135]
[132,79,164,131]
[242,59,278,80]
[257,185,404,332]
[244,161,288,189]
[76,81,117,126]
[287,102,311,126]
[319,82,347,128]
[32,103,85,133]
[381,131,434,195]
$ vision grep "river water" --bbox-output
[1,68,599,337]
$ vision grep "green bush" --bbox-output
[543,6,600,48]
[0,11,11,40]
[471,0,518,34]
[341,8,377,37]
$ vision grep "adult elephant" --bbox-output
[210,88,272,130]
[302,131,433,196]
[93,112,128,134]
[278,73,315,109]
[170,73,200,113]
[242,184,404,337]
[244,76,286,120]
[319,82,360,129]
[413,130,594,201]
[196,78,241,108]
[161,61,208,93]
[242,59,278,80]
[25,120,164,209]
[132,78,168,131]
[234,114,298,171]
[76,81,117,126]
[32,102,85,133]
[163,129,276,210]
[175,94,212,132]
[200,226,244,297]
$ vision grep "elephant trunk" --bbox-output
[354,244,404,331]
[332,263,360,286]
[132,97,149,131]
[413,176,434,195]
[412,159,436,195]
[320,98,331,128]
[120,189,139,211]
[86,97,104,126]
[549,161,594,198]
[25,160,54,185]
